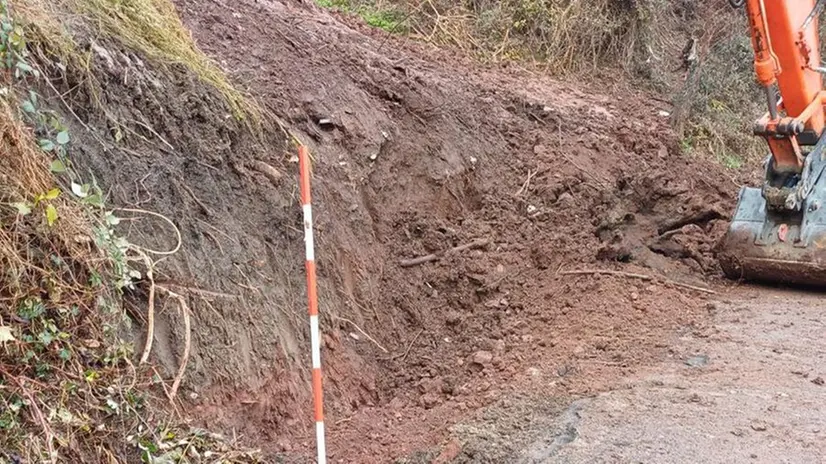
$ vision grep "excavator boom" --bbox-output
[718,0,826,285]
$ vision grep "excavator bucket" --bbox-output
[718,143,826,286]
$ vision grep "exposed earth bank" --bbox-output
[49,0,767,461]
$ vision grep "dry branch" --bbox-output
[400,238,490,268]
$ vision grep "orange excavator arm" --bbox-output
[745,0,825,172]
[718,0,826,286]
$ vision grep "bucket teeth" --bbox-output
[718,185,826,286]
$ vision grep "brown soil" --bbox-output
[44,0,754,462]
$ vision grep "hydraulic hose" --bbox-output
[729,0,745,8]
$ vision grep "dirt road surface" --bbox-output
[448,286,826,463]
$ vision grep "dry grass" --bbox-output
[11,0,259,123]
[0,1,264,461]
[0,95,124,461]
[364,0,646,73]
[351,0,766,168]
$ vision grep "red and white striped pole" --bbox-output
[298,144,326,463]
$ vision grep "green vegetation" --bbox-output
[0,1,260,461]
[314,0,408,33]
[324,0,768,169]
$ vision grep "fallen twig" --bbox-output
[334,316,389,353]
[400,238,490,268]
[391,328,424,362]
[559,269,716,295]
[515,169,537,196]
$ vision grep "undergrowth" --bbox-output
[0,1,260,462]
[322,0,772,169]
[315,0,408,33]
[11,0,259,123]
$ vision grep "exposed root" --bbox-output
[117,207,182,256]
[334,316,389,353]
[138,251,156,365]
[157,286,191,403]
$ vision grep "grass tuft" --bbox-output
[12,0,259,123]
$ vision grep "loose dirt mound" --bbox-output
[32,0,746,461]
[165,1,739,461]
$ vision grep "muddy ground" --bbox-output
[42,0,805,462]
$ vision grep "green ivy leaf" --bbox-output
[45,204,58,226]
[39,139,55,152]
[59,348,71,361]
[44,188,60,200]
[15,61,33,74]
[106,397,120,413]
[49,159,66,173]
[56,130,69,145]
[20,99,35,113]
[11,202,31,215]
[84,194,104,207]
[38,330,55,346]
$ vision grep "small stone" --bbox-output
[471,350,494,366]
[812,376,824,386]
[420,393,440,409]
[527,204,537,214]
[493,340,506,354]
[685,355,709,368]
[388,397,405,410]
[276,438,293,452]
[557,192,574,204]
[349,332,360,341]
[630,292,639,301]
[445,312,462,326]
[751,423,767,432]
